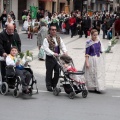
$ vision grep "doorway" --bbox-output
[60,3,65,12]
[39,1,45,10]
[18,0,27,20]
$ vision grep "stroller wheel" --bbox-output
[13,89,19,98]
[36,88,39,94]
[53,87,61,96]
[29,88,33,96]
[69,92,75,99]
[82,90,88,98]
[1,82,8,95]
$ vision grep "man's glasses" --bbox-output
[51,29,57,31]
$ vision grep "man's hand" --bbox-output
[63,52,68,55]
[54,53,59,56]
[2,53,7,58]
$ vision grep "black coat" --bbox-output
[93,20,101,30]
[83,17,91,29]
[0,30,21,56]
[0,14,7,24]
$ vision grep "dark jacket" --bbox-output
[0,14,7,24]
[93,20,101,30]
[0,30,21,56]
[83,17,91,29]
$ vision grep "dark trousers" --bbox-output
[16,69,32,90]
[70,25,76,37]
[28,32,33,39]
[84,28,89,38]
[45,55,59,88]
[0,61,6,82]
[103,30,107,39]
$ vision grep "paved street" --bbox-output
[0,31,120,120]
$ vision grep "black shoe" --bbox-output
[22,89,30,94]
[94,89,101,94]
[47,86,53,92]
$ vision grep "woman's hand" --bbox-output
[86,62,90,68]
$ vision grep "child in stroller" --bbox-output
[3,46,36,95]
[53,54,88,99]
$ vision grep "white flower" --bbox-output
[26,56,33,62]
[17,55,20,58]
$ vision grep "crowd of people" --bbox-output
[21,9,120,41]
[0,9,120,95]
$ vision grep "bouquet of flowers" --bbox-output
[25,50,33,62]
[105,38,118,53]
[17,50,33,65]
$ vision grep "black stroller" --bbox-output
[53,55,88,99]
[0,65,38,97]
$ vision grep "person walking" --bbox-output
[0,23,21,82]
[0,10,7,29]
[69,14,76,38]
[83,14,91,38]
[114,16,120,39]
[84,29,105,93]
[37,21,48,60]
[43,24,67,92]
[92,16,101,35]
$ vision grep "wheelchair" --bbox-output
[0,65,38,97]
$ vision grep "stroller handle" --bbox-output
[65,71,84,75]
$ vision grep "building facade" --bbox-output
[73,0,114,13]
[1,0,119,21]
[0,0,18,19]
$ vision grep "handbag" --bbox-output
[38,46,46,60]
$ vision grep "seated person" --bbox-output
[60,55,85,89]
[6,46,32,94]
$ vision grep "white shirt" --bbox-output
[43,36,67,56]
[6,55,16,66]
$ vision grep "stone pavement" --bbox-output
[28,32,120,89]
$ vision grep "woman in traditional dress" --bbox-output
[84,29,105,93]
[37,21,48,60]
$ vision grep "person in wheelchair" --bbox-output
[6,46,32,94]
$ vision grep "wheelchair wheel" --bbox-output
[53,87,61,96]
[1,82,8,95]
[13,89,19,98]
[69,92,75,99]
